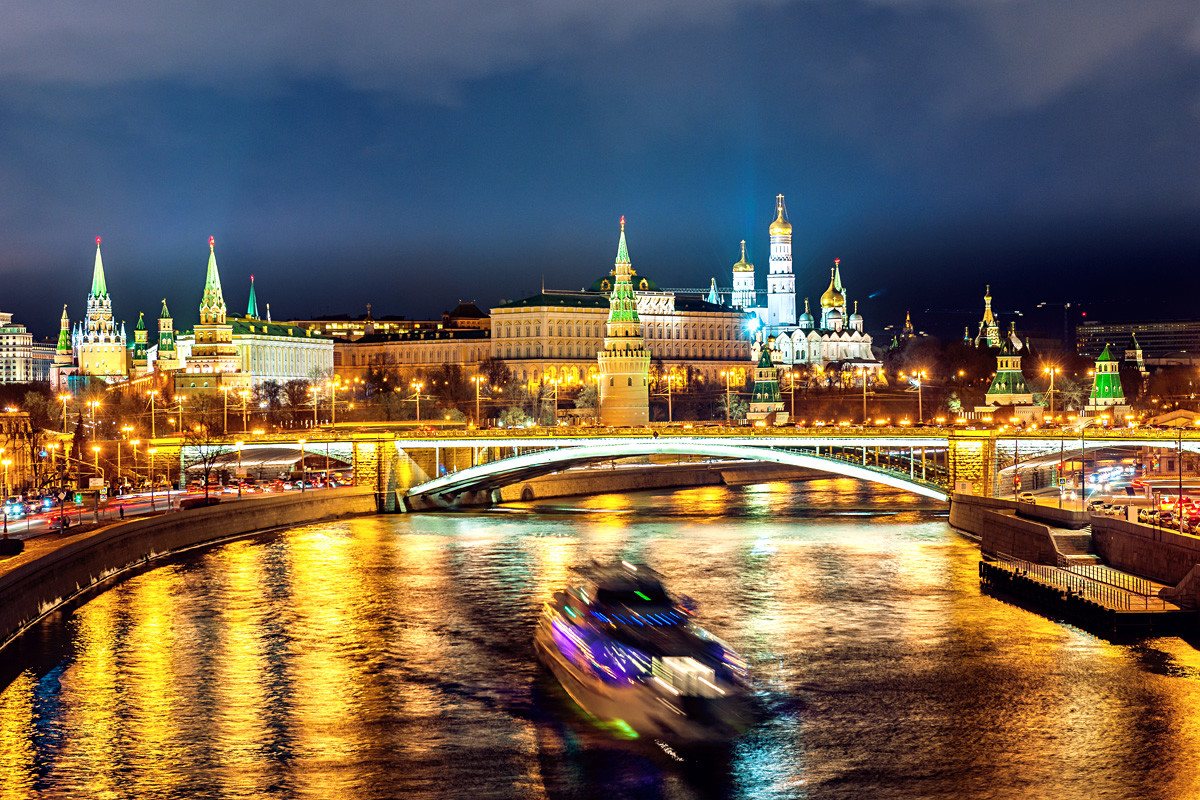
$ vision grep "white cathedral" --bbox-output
[736,195,879,381]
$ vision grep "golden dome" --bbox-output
[732,240,754,272]
[768,194,791,236]
[820,268,844,309]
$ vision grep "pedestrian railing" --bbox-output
[990,553,1172,611]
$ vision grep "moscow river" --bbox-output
[3,478,1200,799]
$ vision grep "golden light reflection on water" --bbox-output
[0,672,36,799]
[9,481,1200,798]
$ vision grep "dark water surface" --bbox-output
[3,478,1200,799]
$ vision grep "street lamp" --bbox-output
[147,389,158,438]
[330,379,340,425]
[1043,366,1059,420]
[220,385,231,432]
[92,444,102,483]
[298,438,307,492]
[913,370,928,424]
[1,459,9,536]
[59,394,71,432]
[471,375,485,426]
[240,390,250,430]
[148,447,158,510]
[174,395,185,436]
[410,382,424,422]
[720,370,733,426]
[130,440,140,489]
[235,441,244,497]
[118,425,133,491]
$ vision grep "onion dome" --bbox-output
[798,298,815,328]
[826,308,843,325]
[732,240,754,272]
[820,267,845,309]
[768,194,791,236]
[849,300,863,324]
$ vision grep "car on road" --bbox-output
[1017,492,1035,503]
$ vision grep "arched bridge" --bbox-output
[404,435,950,507]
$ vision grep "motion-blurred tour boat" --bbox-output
[535,561,753,741]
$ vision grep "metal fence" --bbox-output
[990,553,1171,611]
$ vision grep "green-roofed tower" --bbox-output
[983,324,1033,406]
[54,305,73,366]
[130,311,148,373]
[184,236,246,397]
[597,216,650,426]
[748,339,787,424]
[156,298,178,370]
[78,236,127,380]
[1087,343,1126,410]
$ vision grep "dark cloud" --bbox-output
[1,1,1199,339]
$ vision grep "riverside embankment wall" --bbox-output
[950,495,1058,563]
[1091,516,1200,588]
[0,487,376,652]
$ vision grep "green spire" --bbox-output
[56,305,72,354]
[159,298,171,319]
[606,216,641,326]
[200,236,227,323]
[90,236,107,297]
[246,275,259,319]
[1096,343,1116,362]
[134,311,145,331]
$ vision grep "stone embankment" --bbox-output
[953,493,1199,631]
[0,487,376,652]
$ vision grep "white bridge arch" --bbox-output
[405,437,949,506]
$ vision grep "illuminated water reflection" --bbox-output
[1,479,1199,799]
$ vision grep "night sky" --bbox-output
[3,1,1200,340]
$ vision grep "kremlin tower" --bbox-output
[76,237,127,380]
[182,237,247,397]
[597,217,650,426]
[766,194,796,329]
[129,312,149,375]
[731,240,756,310]
[156,299,178,370]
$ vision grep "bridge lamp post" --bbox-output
[236,441,244,497]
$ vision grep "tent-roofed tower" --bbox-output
[129,312,149,374]
[182,236,248,399]
[246,275,259,320]
[77,236,128,381]
[975,285,1001,348]
[1088,343,1126,411]
[54,306,72,367]
[766,194,796,329]
[597,216,650,426]
[747,339,787,425]
[983,325,1033,406]
[731,240,756,310]
[157,298,179,371]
